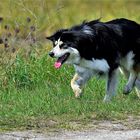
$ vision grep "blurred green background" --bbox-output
[1,0,140,34]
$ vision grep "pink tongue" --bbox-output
[54,62,62,69]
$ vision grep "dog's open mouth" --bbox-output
[54,53,70,69]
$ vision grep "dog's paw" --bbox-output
[71,84,82,98]
[123,85,132,95]
[103,95,111,103]
[135,79,140,90]
[135,88,140,99]
[74,87,82,98]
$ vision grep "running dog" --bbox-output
[47,18,140,102]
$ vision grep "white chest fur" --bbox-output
[75,58,110,73]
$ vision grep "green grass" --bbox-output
[0,0,140,131]
[0,55,140,131]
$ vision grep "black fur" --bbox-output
[47,18,140,72]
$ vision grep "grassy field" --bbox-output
[0,0,140,131]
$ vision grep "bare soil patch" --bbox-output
[0,117,140,140]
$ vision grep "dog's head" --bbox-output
[47,29,82,69]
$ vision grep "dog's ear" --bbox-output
[61,31,79,42]
[61,31,91,43]
[46,29,68,42]
[46,35,54,41]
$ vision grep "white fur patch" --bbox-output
[92,58,110,72]
[120,51,135,71]
[55,41,57,45]
[51,38,66,57]
[77,58,110,73]
[83,26,93,35]
[50,39,80,64]
[65,48,80,64]
[55,38,63,46]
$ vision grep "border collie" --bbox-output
[47,18,140,102]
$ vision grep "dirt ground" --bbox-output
[0,117,140,140]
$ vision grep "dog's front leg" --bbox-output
[71,73,83,98]
[104,69,119,102]
[71,71,92,98]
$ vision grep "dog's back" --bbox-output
[71,18,140,96]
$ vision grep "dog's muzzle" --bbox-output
[49,51,54,57]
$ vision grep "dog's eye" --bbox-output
[60,44,68,49]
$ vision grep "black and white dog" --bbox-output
[47,18,140,102]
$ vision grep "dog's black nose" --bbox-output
[49,52,54,57]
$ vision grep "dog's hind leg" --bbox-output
[135,87,140,98]
[123,71,137,94]
[135,74,140,90]
[121,67,140,97]
[104,69,119,102]
[135,74,140,98]
[119,67,129,79]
